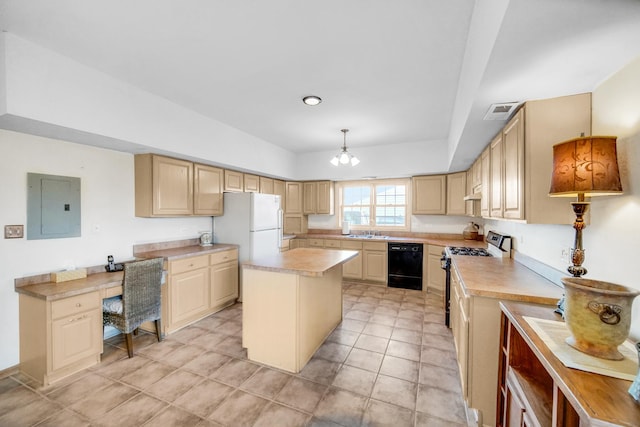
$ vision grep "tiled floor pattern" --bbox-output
[0,282,468,427]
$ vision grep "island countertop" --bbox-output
[242,248,358,277]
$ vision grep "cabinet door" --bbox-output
[285,182,303,214]
[427,252,445,294]
[170,268,209,326]
[412,175,446,215]
[244,174,260,192]
[303,182,317,214]
[447,172,467,215]
[481,147,491,217]
[503,110,524,220]
[52,309,102,371]
[210,262,239,308]
[472,157,482,190]
[224,170,244,192]
[316,181,334,214]
[194,164,223,216]
[363,250,387,282]
[504,371,528,427]
[273,179,285,206]
[342,252,363,279]
[465,169,476,216]
[283,214,307,234]
[490,134,504,218]
[153,156,193,215]
[259,177,274,194]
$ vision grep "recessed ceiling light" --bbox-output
[302,95,322,106]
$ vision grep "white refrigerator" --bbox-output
[214,192,283,301]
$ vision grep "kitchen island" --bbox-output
[241,247,357,373]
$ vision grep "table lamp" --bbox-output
[549,135,623,278]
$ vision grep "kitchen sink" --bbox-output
[347,234,390,239]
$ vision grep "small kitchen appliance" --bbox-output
[199,231,213,246]
[463,222,479,240]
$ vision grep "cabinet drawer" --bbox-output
[210,249,238,265]
[341,240,362,250]
[51,292,100,320]
[363,241,387,251]
[308,238,324,247]
[170,255,209,274]
[324,240,341,248]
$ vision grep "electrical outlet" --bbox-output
[4,225,24,239]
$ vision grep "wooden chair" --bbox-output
[102,258,164,357]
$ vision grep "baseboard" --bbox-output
[0,364,19,379]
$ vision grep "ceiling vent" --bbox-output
[483,102,520,121]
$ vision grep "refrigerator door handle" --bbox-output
[278,209,283,248]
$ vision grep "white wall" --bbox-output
[1,32,296,179]
[0,129,212,369]
[485,55,640,339]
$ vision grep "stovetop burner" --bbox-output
[448,246,492,257]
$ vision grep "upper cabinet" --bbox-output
[135,154,194,217]
[446,172,466,216]
[224,170,244,192]
[135,154,223,217]
[259,177,274,194]
[303,181,334,215]
[194,164,224,216]
[412,175,446,215]
[480,93,591,224]
[285,181,303,214]
[243,174,260,193]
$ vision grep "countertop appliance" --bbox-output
[440,231,510,327]
[214,192,282,301]
[388,242,423,290]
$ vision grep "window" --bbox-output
[338,179,410,230]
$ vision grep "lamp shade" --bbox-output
[549,136,623,197]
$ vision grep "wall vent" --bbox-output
[483,102,520,121]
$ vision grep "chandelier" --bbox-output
[330,129,360,166]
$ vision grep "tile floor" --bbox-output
[0,282,468,427]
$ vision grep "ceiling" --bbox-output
[1,0,640,172]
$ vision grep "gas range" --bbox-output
[447,246,491,256]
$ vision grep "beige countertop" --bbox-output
[298,233,486,248]
[451,255,563,304]
[242,248,358,277]
[16,243,239,301]
[134,243,238,261]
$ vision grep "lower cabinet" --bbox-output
[362,242,387,283]
[426,245,445,294]
[341,240,363,280]
[19,291,102,386]
[165,249,238,334]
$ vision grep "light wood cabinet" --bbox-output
[166,249,238,334]
[259,177,274,194]
[243,173,260,193]
[480,147,491,217]
[472,157,482,191]
[303,181,334,215]
[412,175,446,215]
[283,214,307,235]
[490,133,504,218]
[194,164,223,216]
[290,238,308,249]
[479,93,591,223]
[502,111,525,219]
[426,245,445,294]
[308,238,324,248]
[135,154,224,217]
[210,250,239,308]
[285,181,303,214]
[19,291,102,386]
[450,267,469,399]
[135,154,194,217]
[273,179,285,203]
[465,169,480,217]
[224,170,244,192]
[446,172,467,216]
[362,241,387,283]
[341,240,363,280]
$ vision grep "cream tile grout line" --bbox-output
[3,281,464,427]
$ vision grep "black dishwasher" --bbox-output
[387,243,423,290]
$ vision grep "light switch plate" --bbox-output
[5,225,24,239]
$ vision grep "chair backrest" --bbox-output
[121,258,164,319]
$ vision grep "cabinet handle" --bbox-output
[68,314,87,323]
[76,303,82,307]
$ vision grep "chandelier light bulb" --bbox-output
[329,129,360,167]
